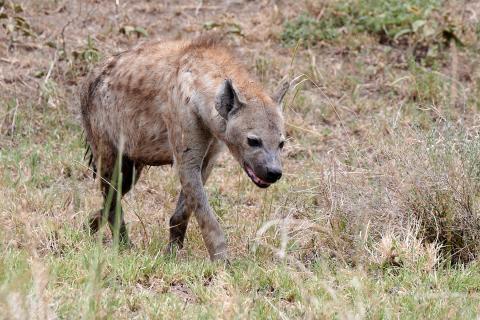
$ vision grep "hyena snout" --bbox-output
[265,165,282,182]
[255,161,282,184]
[244,156,283,188]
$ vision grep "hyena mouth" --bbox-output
[244,163,271,188]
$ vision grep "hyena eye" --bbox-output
[279,141,285,149]
[247,137,262,148]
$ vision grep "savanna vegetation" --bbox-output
[1,0,480,318]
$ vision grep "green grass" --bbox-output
[281,0,462,49]
[282,13,342,45]
[2,241,480,318]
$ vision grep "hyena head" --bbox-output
[216,79,289,188]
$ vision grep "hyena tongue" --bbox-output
[245,164,270,187]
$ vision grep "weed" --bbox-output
[75,36,101,65]
[70,36,102,77]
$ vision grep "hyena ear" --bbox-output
[272,80,290,105]
[215,79,245,120]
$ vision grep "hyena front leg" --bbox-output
[167,141,223,253]
[168,121,227,261]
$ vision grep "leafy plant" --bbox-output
[0,1,36,40]
[70,36,102,76]
[119,25,149,38]
[72,36,101,65]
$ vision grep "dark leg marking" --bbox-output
[166,191,190,252]
[87,155,143,246]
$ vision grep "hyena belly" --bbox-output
[109,100,173,166]
[83,55,175,167]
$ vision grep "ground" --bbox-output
[1,0,480,318]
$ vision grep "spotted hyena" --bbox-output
[80,36,289,261]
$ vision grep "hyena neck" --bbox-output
[192,79,229,141]
[177,73,225,140]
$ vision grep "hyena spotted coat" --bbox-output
[80,36,289,261]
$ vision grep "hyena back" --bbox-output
[80,36,289,261]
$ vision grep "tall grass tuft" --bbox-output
[402,128,480,264]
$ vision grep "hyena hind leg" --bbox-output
[87,154,143,247]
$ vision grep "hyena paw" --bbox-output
[85,210,104,235]
[118,235,134,250]
[210,249,229,264]
[164,241,183,256]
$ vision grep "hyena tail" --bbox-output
[80,70,103,179]
[83,135,97,178]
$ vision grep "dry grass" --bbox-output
[2,0,480,318]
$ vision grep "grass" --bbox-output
[1,0,480,318]
[3,236,480,318]
[2,241,480,318]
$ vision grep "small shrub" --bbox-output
[69,36,102,77]
[72,36,101,66]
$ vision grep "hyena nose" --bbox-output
[266,167,282,182]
